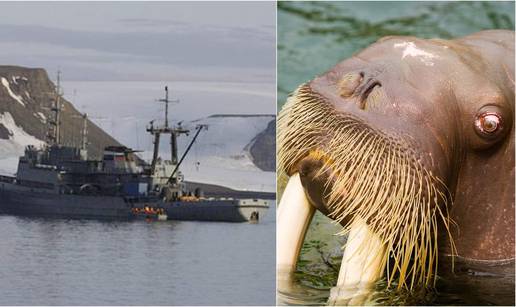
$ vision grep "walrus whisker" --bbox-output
[278,84,456,291]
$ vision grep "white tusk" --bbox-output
[328,218,386,306]
[277,173,315,274]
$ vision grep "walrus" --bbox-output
[277,30,514,305]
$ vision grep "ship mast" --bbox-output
[158,86,171,129]
[49,70,63,146]
[81,113,88,152]
[147,86,189,176]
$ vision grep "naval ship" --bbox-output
[0,76,269,222]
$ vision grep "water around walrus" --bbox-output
[0,204,275,305]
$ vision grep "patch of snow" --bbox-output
[140,149,275,192]
[35,112,47,123]
[24,90,31,99]
[0,112,44,176]
[394,42,438,66]
[13,76,28,83]
[1,77,25,106]
[181,155,275,192]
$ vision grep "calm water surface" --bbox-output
[0,204,275,305]
[278,1,514,305]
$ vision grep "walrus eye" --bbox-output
[475,112,502,136]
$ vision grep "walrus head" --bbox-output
[277,29,514,295]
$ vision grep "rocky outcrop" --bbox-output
[248,118,275,172]
[0,65,120,159]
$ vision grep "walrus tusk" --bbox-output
[277,173,315,273]
[328,218,386,306]
[276,174,386,305]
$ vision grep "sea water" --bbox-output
[0,203,275,305]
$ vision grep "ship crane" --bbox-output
[52,70,64,145]
[167,124,208,184]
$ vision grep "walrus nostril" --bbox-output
[358,79,382,110]
[337,72,382,109]
[338,72,363,97]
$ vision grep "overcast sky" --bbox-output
[0,2,276,82]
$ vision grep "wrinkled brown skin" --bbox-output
[296,30,514,274]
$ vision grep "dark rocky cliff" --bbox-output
[248,118,275,172]
[0,65,120,158]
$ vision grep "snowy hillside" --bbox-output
[0,68,48,175]
[0,112,44,175]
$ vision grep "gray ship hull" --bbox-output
[0,188,132,220]
[0,185,269,222]
[162,199,269,222]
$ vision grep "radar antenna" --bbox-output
[156,86,178,129]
